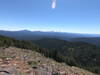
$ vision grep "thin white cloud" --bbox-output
[51,0,56,9]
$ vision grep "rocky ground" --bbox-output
[0,47,97,75]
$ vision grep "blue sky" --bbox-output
[0,0,100,34]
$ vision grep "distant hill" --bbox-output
[0,30,100,46]
[69,37,100,46]
[0,30,100,40]
[34,38,68,49]
[34,38,96,49]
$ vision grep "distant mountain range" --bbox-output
[0,30,100,74]
[0,30,100,46]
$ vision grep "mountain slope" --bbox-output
[0,35,100,74]
[34,38,100,74]
[70,37,100,46]
[34,38,68,49]
[34,38,96,48]
[0,47,97,75]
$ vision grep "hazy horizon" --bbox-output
[0,0,100,34]
[1,29,100,35]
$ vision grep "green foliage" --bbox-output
[34,38,100,74]
[27,61,38,67]
[0,35,38,50]
[0,36,100,74]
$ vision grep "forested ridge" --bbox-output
[0,35,100,74]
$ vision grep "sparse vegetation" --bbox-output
[28,61,38,67]
[0,47,96,75]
